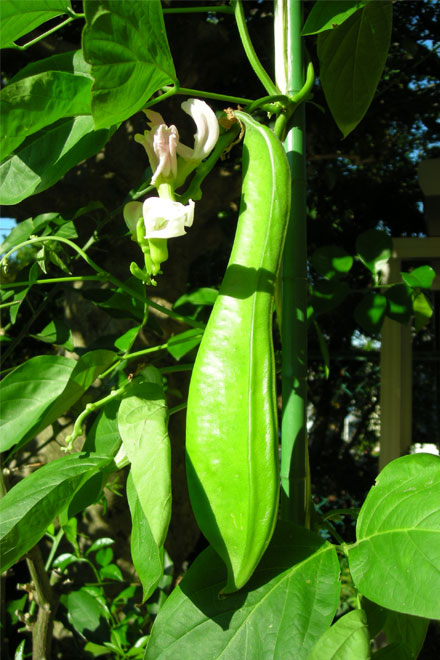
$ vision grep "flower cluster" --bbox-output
[123,99,219,282]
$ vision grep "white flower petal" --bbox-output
[143,197,195,239]
[180,99,219,161]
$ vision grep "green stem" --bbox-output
[275,0,310,527]
[147,85,255,110]
[12,16,76,50]
[232,0,279,95]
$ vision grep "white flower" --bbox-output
[134,99,219,186]
[177,99,220,162]
[143,197,195,239]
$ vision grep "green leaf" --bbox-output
[348,453,440,619]
[385,283,412,324]
[118,380,171,548]
[371,642,413,660]
[0,350,115,453]
[95,547,113,567]
[64,588,110,643]
[309,280,350,317]
[355,292,387,334]
[0,71,92,158]
[0,453,115,571]
[99,563,123,581]
[412,291,433,331]
[31,319,74,350]
[311,245,354,280]
[81,277,146,322]
[384,611,429,659]
[173,287,218,309]
[82,0,177,129]
[317,1,393,137]
[83,399,121,456]
[145,523,340,660]
[114,326,140,352]
[52,552,82,572]
[401,265,436,290]
[87,537,115,555]
[126,471,164,603]
[356,229,392,277]
[0,355,75,452]
[302,0,367,36]
[0,0,71,48]
[167,328,204,360]
[0,116,116,205]
[362,598,387,638]
[308,609,371,659]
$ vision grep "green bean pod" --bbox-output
[185,111,291,593]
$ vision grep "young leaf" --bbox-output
[126,472,164,603]
[348,453,440,619]
[118,380,171,548]
[145,523,340,660]
[0,0,71,48]
[302,0,367,36]
[308,608,371,660]
[0,117,116,205]
[82,0,177,129]
[356,229,392,277]
[317,1,392,137]
[0,71,92,158]
[412,291,433,331]
[401,265,436,290]
[83,399,122,456]
[0,453,115,571]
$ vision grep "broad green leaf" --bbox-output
[0,71,92,158]
[63,588,110,643]
[384,611,429,659]
[0,0,71,48]
[412,291,433,331]
[401,265,436,290]
[31,319,74,350]
[302,0,367,36]
[87,538,115,555]
[0,355,75,452]
[118,379,171,547]
[173,287,218,309]
[52,552,82,571]
[95,547,113,567]
[82,0,177,129]
[83,399,121,456]
[348,453,440,619]
[127,472,164,602]
[317,1,392,137]
[363,598,387,638]
[9,49,91,85]
[0,116,116,205]
[0,453,115,571]
[309,280,350,317]
[385,283,412,324]
[0,218,33,255]
[167,328,204,360]
[308,609,371,659]
[311,245,354,280]
[356,229,392,277]
[1,350,115,453]
[145,523,340,660]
